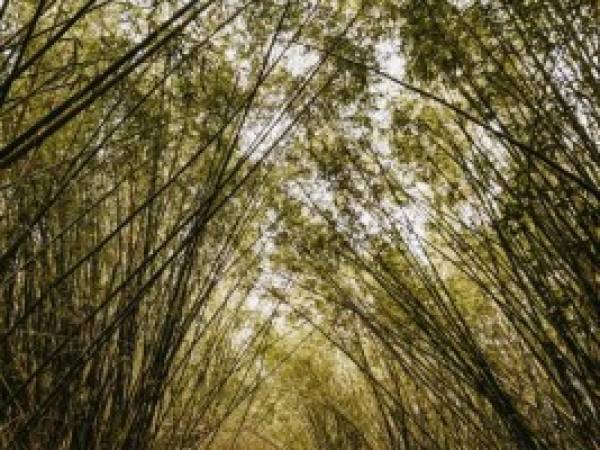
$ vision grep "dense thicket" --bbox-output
[0,1,598,449]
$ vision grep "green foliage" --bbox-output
[0,0,598,449]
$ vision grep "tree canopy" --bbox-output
[0,0,598,449]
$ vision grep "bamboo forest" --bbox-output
[0,0,598,449]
